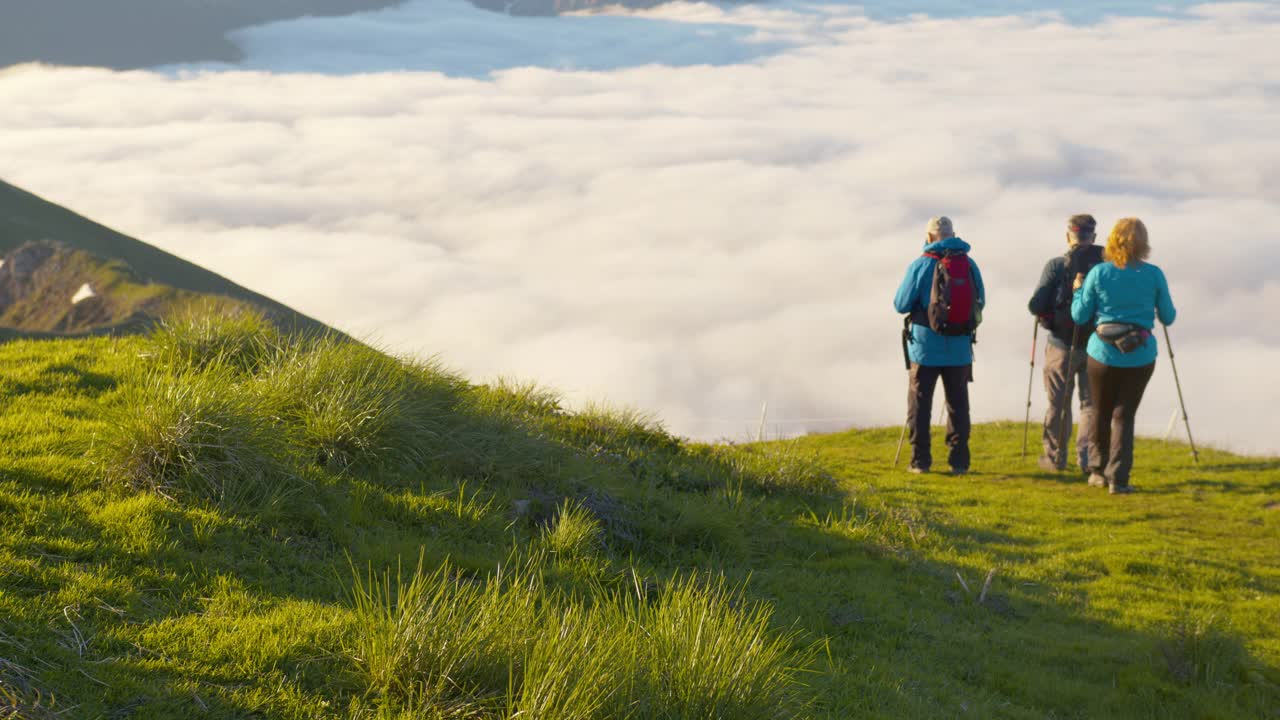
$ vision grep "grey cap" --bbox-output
[927,216,955,238]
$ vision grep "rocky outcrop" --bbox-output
[0,240,210,335]
[0,241,134,333]
[0,241,59,310]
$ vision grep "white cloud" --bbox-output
[1,1,1278,455]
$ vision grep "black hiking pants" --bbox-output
[1086,357,1155,487]
[907,363,972,471]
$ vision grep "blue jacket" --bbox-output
[893,237,986,367]
[1071,260,1176,368]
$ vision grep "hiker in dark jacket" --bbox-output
[1027,214,1103,476]
[893,216,986,475]
[1071,217,1176,494]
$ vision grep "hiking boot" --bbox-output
[1038,457,1064,473]
[1109,483,1134,495]
[1087,473,1108,488]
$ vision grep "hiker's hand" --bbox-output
[1073,273,1085,291]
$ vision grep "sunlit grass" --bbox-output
[94,365,301,512]
[350,554,814,720]
[0,326,1275,719]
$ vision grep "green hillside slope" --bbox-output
[0,180,330,336]
[0,320,1276,719]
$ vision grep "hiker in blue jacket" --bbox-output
[893,216,986,475]
[1071,217,1176,494]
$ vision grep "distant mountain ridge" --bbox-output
[0,179,332,338]
[468,0,668,14]
[0,0,404,69]
[0,0,744,70]
[467,0,740,15]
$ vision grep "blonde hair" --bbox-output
[1104,218,1150,269]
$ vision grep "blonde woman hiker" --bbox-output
[1070,218,1177,494]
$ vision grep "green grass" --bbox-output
[0,322,1276,719]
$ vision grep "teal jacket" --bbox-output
[1071,260,1176,367]
[893,237,985,367]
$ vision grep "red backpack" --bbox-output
[923,250,978,337]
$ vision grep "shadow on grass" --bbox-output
[1145,474,1280,497]
[1192,460,1280,474]
[768,506,1280,718]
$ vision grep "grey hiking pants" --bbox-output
[1042,340,1094,470]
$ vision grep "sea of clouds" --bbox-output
[1,0,1277,453]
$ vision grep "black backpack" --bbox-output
[1051,244,1104,343]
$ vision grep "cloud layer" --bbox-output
[2,1,1278,453]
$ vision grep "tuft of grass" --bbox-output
[703,441,838,498]
[349,553,541,711]
[541,499,603,559]
[0,658,58,720]
[149,302,284,374]
[95,367,299,511]
[260,338,462,472]
[635,574,815,720]
[558,403,681,456]
[513,598,633,720]
[1158,610,1252,687]
[349,555,815,720]
[469,378,564,419]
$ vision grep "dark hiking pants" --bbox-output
[1086,357,1155,487]
[1042,341,1094,470]
[907,363,971,471]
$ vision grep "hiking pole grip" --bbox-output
[1162,325,1200,464]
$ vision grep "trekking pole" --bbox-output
[894,315,912,468]
[1162,325,1200,464]
[893,419,909,467]
[1022,320,1039,460]
[1057,328,1080,460]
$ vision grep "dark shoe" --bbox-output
[950,467,969,476]
[1087,473,1108,488]
[1109,483,1134,495]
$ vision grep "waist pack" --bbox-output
[1096,323,1151,353]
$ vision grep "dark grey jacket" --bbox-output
[1028,245,1104,346]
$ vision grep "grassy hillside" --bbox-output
[0,316,1276,719]
[0,180,330,336]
